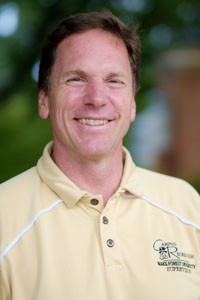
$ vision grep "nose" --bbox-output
[83,78,107,107]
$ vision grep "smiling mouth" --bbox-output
[76,118,110,126]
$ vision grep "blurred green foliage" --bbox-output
[0,0,200,189]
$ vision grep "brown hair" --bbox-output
[38,10,141,93]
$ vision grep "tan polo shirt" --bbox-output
[0,142,200,300]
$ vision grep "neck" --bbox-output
[52,147,124,205]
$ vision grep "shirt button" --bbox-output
[107,239,115,248]
[102,216,109,224]
[90,199,99,205]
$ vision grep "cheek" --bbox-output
[57,88,81,110]
[48,91,70,116]
[119,94,135,121]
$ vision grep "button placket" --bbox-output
[102,216,109,224]
[90,198,99,206]
[87,196,104,213]
[100,201,122,270]
[102,217,115,249]
[106,239,115,247]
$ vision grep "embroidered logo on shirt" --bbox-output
[153,239,195,274]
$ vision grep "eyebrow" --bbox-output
[105,71,126,78]
[61,69,87,79]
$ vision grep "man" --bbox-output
[0,10,199,300]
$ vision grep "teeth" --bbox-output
[78,119,108,126]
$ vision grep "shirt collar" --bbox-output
[36,142,142,207]
[37,142,89,207]
[118,147,142,197]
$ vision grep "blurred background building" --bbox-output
[131,48,200,192]
[0,0,200,192]
[158,49,200,185]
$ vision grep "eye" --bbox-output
[107,78,124,87]
[108,79,118,83]
[69,77,82,82]
[66,77,86,86]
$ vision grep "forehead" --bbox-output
[56,29,129,63]
[49,29,134,90]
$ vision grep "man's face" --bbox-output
[39,29,136,161]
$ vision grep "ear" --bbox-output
[38,90,50,119]
[130,96,136,122]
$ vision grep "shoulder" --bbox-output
[0,166,61,258]
[135,166,200,223]
[0,168,40,253]
[0,167,39,199]
[136,166,199,196]
[0,167,41,223]
[124,147,199,200]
